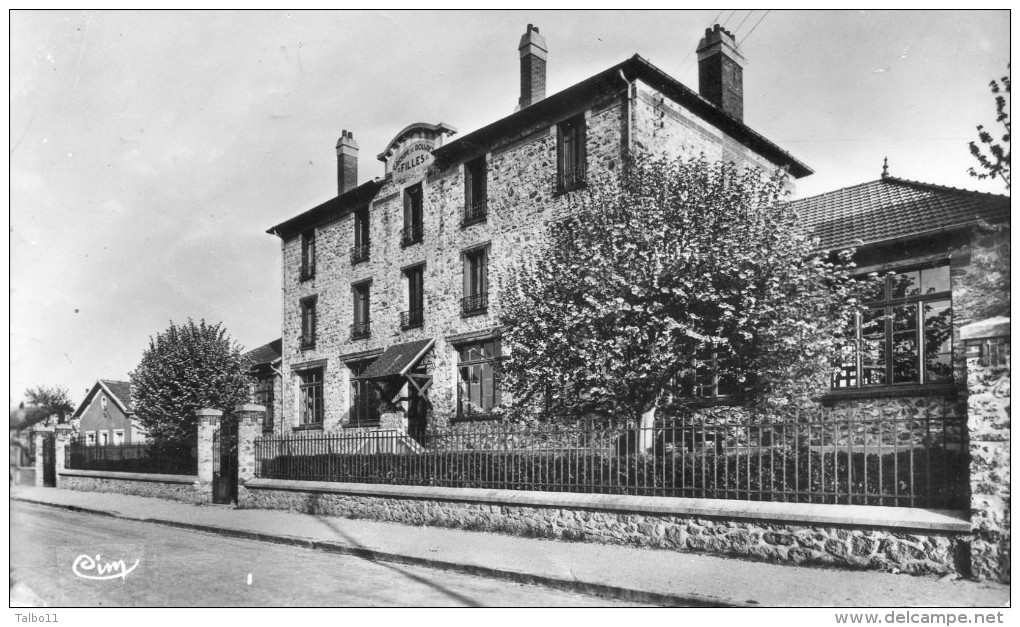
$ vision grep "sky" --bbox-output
[8,9,1011,410]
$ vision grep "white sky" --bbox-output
[8,9,1011,409]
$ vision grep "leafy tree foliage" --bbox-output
[499,155,868,440]
[24,385,75,424]
[968,67,1010,191]
[130,319,252,443]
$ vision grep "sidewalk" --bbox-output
[10,487,1009,607]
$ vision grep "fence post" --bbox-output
[234,403,266,506]
[960,317,1010,583]
[53,424,73,488]
[195,408,222,501]
[32,425,52,487]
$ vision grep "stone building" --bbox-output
[266,24,812,434]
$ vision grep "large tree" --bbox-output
[130,319,252,442]
[499,155,867,444]
[968,67,1010,192]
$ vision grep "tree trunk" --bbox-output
[635,405,656,455]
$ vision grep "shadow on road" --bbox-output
[310,514,485,607]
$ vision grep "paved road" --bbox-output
[11,501,642,607]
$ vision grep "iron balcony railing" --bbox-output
[253,405,967,509]
[462,199,487,226]
[350,321,371,340]
[350,243,370,264]
[401,223,423,247]
[461,292,488,316]
[558,163,587,192]
[400,308,424,330]
[66,439,198,475]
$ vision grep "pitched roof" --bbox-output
[791,176,1011,251]
[267,179,383,240]
[358,339,435,379]
[72,380,134,419]
[245,338,282,367]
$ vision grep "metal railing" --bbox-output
[400,223,423,247]
[400,308,424,330]
[350,321,371,340]
[461,292,488,316]
[253,407,967,509]
[66,439,198,475]
[463,200,487,226]
[350,243,370,264]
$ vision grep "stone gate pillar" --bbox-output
[234,403,266,506]
[31,425,52,487]
[961,317,1010,583]
[195,409,222,501]
[53,424,73,488]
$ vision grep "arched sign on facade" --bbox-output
[378,122,457,186]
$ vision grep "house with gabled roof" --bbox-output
[71,380,147,446]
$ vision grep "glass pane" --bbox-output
[925,354,953,384]
[861,277,885,303]
[924,300,953,354]
[833,341,858,388]
[892,334,919,383]
[890,270,920,299]
[892,304,917,332]
[920,265,950,295]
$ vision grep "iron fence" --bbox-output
[66,439,198,475]
[254,407,967,509]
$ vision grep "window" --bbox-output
[254,376,275,432]
[462,246,489,316]
[557,115,587,191]
[402,183,423,247]
[693,346,739,399]
[402,265,425,330]
[348,361,381,426]
[458,339,502,418]
[299,368,324,425]
[834,264,953,389]
[100,432,109,446]
[351,209,370,264]
[300,295,317,349]
[463,157,487,226]
[352,281,371,339]
[86,431,96,446]
[300,230,316,281]
[113,430,125,446]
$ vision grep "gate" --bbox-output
[42,432,57,487]
[212,414,238,504]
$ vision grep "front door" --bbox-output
[212,415,238,504]
[407,383,429,443]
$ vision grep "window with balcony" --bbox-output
[401,264,424,330]
[401,183,424,247]
[300,295,317,349]
[557,115,587,192]
[348,361,381,427]
[833,264,953,389]
[458,339,502,418]
[351,281,371,339]
[351,209,370,264]
[300,229,316,281]
[463,157,487,226]
[462,246,488,316]
[299,368,324,425]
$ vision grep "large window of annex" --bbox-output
[833,263,953,390]
[456,338,502,419]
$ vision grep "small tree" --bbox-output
[24,385,75,424]
[130,319,252,443]
[968,67,1010,191]
[499,155,868,447]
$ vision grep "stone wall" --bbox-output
[241,483,966,576]
[58,471,205,504]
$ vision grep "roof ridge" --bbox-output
[790,179,884,204]
[884,176,1011,200]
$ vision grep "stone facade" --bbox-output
[241,483,966,576]
[58,471,204,504]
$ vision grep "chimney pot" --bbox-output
[696,23,745,121]
[336,129,359,194]
[518,24,548,109]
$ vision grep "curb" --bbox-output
[13,495,742,608]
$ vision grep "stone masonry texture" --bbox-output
[59,474,205,504]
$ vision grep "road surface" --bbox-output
[10,500,643,607]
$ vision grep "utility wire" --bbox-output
[737,10,770,47]
[733,10,755,37]
[722,10,737,27]
[709,10,723,26]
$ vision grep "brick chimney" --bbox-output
[696,24,745,121]
[336,130,359,195]
[518,24,547,109]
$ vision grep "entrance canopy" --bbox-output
[357,339,435,380]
